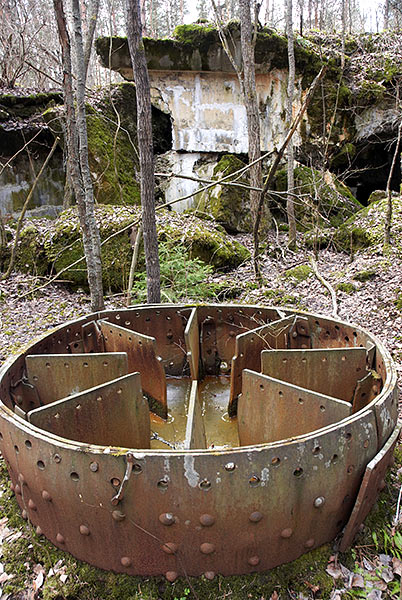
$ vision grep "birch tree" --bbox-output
[125,0,161,303]
[53,0,104,311]
[286,0,297,249]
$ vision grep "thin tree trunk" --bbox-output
[384,119,402,246]
[83,0,101,80]
[126,0,161,303]
[384,0,390,29]
[286,0,297,249]
[341,0,346,69]
[239,0,265,279]
[53,0,105,311]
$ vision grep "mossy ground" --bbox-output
[15,206,250,292]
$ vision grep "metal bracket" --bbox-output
[111,453,134,506]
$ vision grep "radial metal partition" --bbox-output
[0,304,398,580]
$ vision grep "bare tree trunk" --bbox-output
[83,0,100,80]
[384,118,402,246]
[384,0,390,28]
[140,0,147,34]
[126,0,160,303]
[53,0,105,311]
[341,0,346,69]
[239,0,265,279]
[286,0,296,249]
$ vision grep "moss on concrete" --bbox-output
[193,154,269,233]
[38,205,249,291]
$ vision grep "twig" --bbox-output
[1,137,60,280]
[126,224,142,306]
[310,256,338,318]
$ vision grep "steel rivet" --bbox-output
[248,555,260,566]
[22,510,27,520]
[28,499,37,511]
[15,484,21,495]
[112,510,126,522]
[249,511,263,523]
[79,525,90,536]
[36,526,42,536]
[281,528,293,538]
[199,514,215,527]
[200,542,215,554]
[159,513,175,526]
[204,571,215,580]
[314,496,325,508]
[121,556,131,567]
[162,542,178,554]
[305,538,315,548]
[53,454,62,464]
[224,462,236,471]
[56,533,65,544]
[42,490,52,502]
[89,462,99,473]
[165,571,178,582]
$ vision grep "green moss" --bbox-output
[283,264,312,282]
[352,269,377,282]
[395,292,402,311]
[0,92,63,119]
[193,154,269,233]
[39,206,249,291]
[336,282,356,294]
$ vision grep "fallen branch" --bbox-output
[1,137,60,281]
[310,256,338,318]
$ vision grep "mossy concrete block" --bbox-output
[192,154,270,233]
[40,205,249,291]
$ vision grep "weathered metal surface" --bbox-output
[288,316,312,349]
[261,347,368,403]
[25,353,128,405]
[98,306,191,376]
[0,403,379,577]
[98,320,167,419]
[238,370,351,446]
[184,381,206,449]
[184,308,200,381]
[352,373,377,414]
[27,373,150,449]
[82,321,105,354]
[228,315,304,415]
[339,425,401,552]
[0,303,397,579]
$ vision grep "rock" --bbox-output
[20,205,250,291]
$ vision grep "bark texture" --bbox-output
[53,0,104,311]
[239,0,264,277]
[286,0,297,249]
[126,0,161,303]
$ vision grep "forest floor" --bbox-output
[0,230,402,600]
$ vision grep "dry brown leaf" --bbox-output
[270,592,279,600]
[326,563,343,579]
[351,573,365,588]
[392,557,402,576]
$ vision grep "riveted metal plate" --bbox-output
[184,308,200,381]
[184,381,206,449]
[98,320,167,419]
[228,316,299,415]
[27,373,150,449]
[352,373,377,414]
[261,347,368,403]
[25,353,128,405]
[339,425,401,552]
[82,321,105,353]
[238,370,351,446]
[98,306,191,376]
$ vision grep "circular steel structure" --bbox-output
[0,304,398,579]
